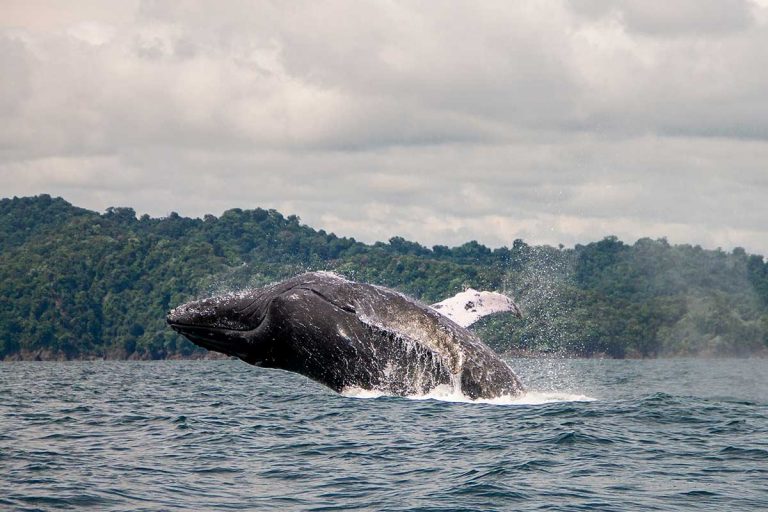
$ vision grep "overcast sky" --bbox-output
[2,1,768,254]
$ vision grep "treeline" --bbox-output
[1,195,767,360]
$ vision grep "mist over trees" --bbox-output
[1,195,767,360]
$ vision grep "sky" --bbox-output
[2,0,768,254]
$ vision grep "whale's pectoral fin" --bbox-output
[430,289,523,328]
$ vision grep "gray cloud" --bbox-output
[1,0,768,255]
[573,0,755,35]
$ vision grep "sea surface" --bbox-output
[1,358,767,511]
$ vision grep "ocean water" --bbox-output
[1,358,766,511]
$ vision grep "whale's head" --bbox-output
[166,273,356,371]
[166,289,275,364]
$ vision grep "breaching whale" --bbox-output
[166,272,524,399]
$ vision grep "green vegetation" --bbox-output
[2,195,767,360]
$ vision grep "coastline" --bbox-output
[3,349,766,362]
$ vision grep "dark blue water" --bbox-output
[1,359,766,511]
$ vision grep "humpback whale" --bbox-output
[166,272,524,399]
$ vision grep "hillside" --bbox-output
[1,195,767,360]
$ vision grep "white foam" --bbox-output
[342,387,389,399]
[341,385,596,405]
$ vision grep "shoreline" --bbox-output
[3,350,766,362]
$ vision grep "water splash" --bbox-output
[504,247,577,355]
[341,385,595,405]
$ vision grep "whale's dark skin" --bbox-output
[167,272,524,399]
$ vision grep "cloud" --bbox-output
[1,0,768,255]
[572,0,755,35]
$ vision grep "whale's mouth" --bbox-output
[167,318,253,334]
[167,319,258,361]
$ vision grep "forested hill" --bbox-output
[2,194,767,360]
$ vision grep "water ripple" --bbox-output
[1,359,767,511]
